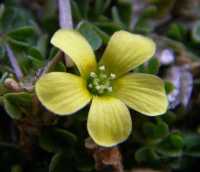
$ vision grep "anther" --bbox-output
[99,65,105,71]
[93,79,99,86]
[88,70,114,95]
[95,85,101,90]
[90,72,96,78]
[110,73,116,80]
[107,87,113,92]
[88,84,93,88]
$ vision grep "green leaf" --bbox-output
[74,0,89,18]
[135,147,159,163]
[165,80,175,94]
[183,134,200,157]
[49,152,74,172]
[36,34,48,58]
[3,92,32,119]
[0,143,25,171]
[53,62,67,72]
[192,20,200,43]
[39,128,77,153]
[49,143,94,172]
[116,1,132,27]
[155,120,169,138]
[5,45,44,74]
[8,37,29,49]
[142,6,158,18]
[142,120,169,142]
[0,83,8,95]
[7,26,35,41]
[134,19,154,34]
[94,0,105,17]
[95,21,123,34]
[162,111,177,125]
[72,146,94,172]
[94,0,111,17]
[71,0,82,21]
[11,165,23,172]
[0,46,5,58]
[92,25,109,44]
[157,133,184,157]
[142,122,156,138]
[27,47,43,60]
[0,7,35,32]
[111,6,126,29]
[167,23,187,41]
[147,58,160,74]
[77,21,103,50]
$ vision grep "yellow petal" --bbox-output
[100,31,156,77]
[87,96,132,147]
[51,29,97,78]
[35,72,92,115]
[113,73,168,116]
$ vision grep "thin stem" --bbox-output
[58,0,73,29]
[58,0,74,66]
[5,44,23,80]
[42,0,73,76]
[42,51,63,75]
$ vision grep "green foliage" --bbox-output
[77,21,103,50]
[3,92,32,119]
[183,134,200,157]
[135,147,159,163]
[191,21,200,43]
[165,81,175,94]
[136,58,160,74]
[157,133,184,157]
[167,23,187,42]
[0,143,26,172]
[146,58,160,74]
[39,128,77,153]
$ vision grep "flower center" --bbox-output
[87,65,116,95]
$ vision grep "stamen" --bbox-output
[110,73,116,80]
[107,87,113,92]
[90,72,96,78]
[95,85,101,90]
[93,79,99,86]
[99,65,105,71]
[88,69,116,95]
[88,84,93,88]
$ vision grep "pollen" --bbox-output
[99,65,106,71]
[87,65,116,95]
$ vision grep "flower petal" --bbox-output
[87,96,132,147]
[113,73,168,116]
[51,29,97,78]
[35,72,92,115]
[100,31,156,77]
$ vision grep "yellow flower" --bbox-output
[35,30,168,147]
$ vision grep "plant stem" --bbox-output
[58,0,74,66]
[42,0,74,75]
[5,44,23,80]
[58,0,73,29]
[42,51,63,75]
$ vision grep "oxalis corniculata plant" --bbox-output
[2,0,200,172]
[36,0,168,170]
[36,28,168,146]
